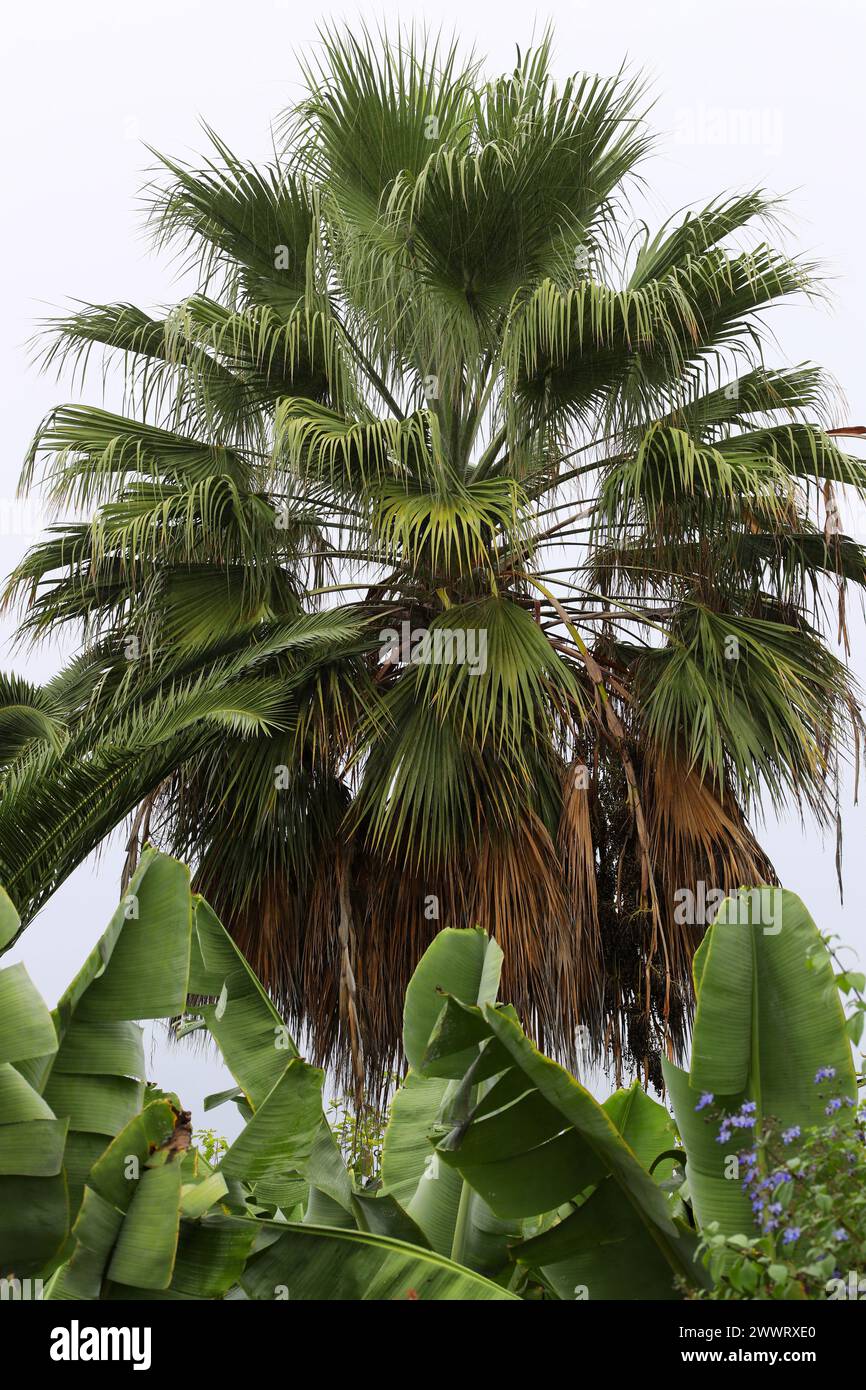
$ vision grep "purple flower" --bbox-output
[833,1228,849,1242]
[781,1126,801,1144]
[695,1092,714,1112]
[826,1098,843,1115]
[814,1066,836,1083]
[782,1227,801,1246]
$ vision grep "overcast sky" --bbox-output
[2,0,865,1132]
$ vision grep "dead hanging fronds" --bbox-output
[528,577,672,1048]
[117,713,796,1104]
[558,757,602,1034]
[336,846,365,1116]
[641,748,776,973]
[461,816,581,1066]
[174,697,771,1096]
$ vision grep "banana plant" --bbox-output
[380,928,527,1281]
[0,955,68,1276]
[0,852,515,1299]
[0,849,699,1299]
[662,888,858,1237]
[21,857,851,1299]
[410,970,705,1299]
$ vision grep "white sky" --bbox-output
[2,0,865,1131]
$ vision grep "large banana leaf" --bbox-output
[43,1186,124,1299]
[603,1080,678,1181]
[190,897,299,1107]
[664,889,857,1235]
[0,961,67,1275]
[240,1221,520,1301]
[220,1058,351,1213]
[192,896,352,1214]
[29,849,192,1223]
[0,884,19,950]
[514,1175,700,1300]
[422,993,704,1294]
[106,1161,185,1289]
[22,852,458,1299]
[381,928,524,1276]
[103,1217,257,1300]
[402,927,503,1072]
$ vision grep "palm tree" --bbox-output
[3,26,865,1095]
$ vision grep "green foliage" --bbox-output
[192,1128,228,1167]
[662,885,863,1301]
[2,24,865,1090]
[326,1087,394,1181]
[0,852,858,1301]
[663,889,857,1237]
[0,851,699,1300]
[689,1102,866,1300]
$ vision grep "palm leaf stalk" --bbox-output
[3,25,866,1097]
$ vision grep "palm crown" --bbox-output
[3,26,865,1095]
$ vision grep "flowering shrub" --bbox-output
[688,1072,866,1299]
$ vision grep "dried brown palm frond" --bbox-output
[642,748,776,916]
[558,757,603,1041]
